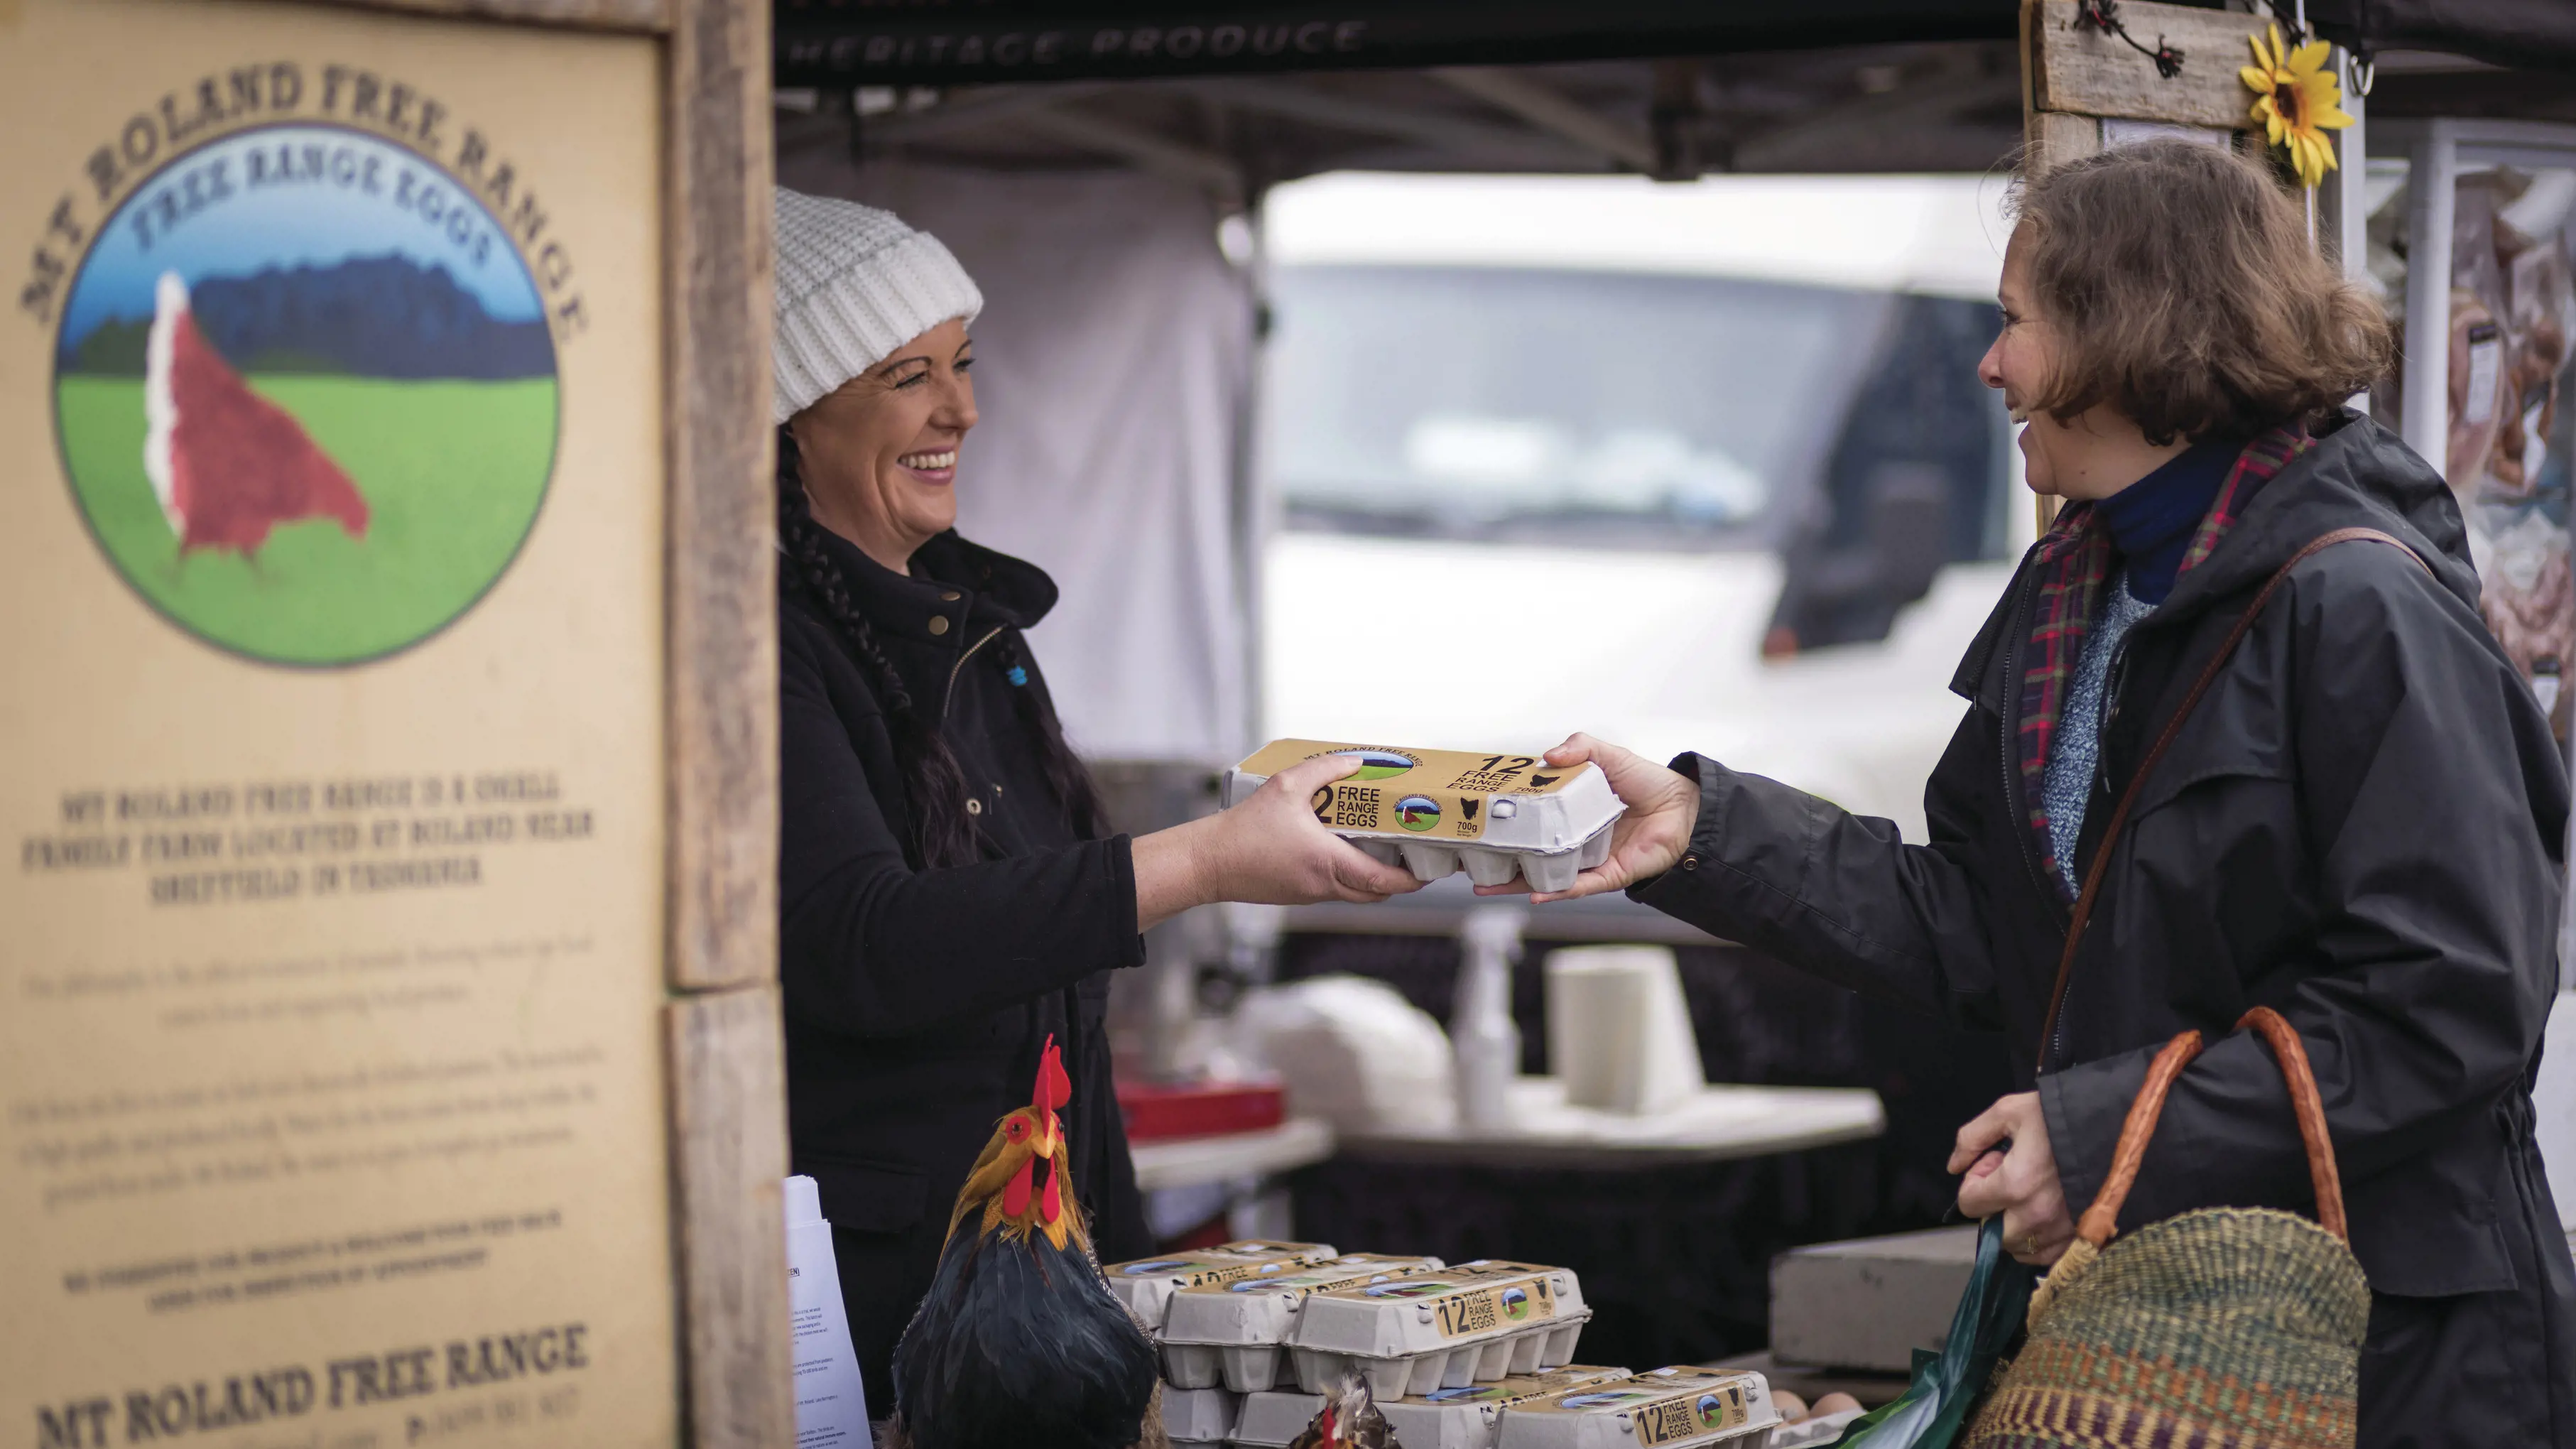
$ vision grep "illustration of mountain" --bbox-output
[60,254,551,381]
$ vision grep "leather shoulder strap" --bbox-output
[2034,526,2431,1063]
[2070,1006,2348,1246]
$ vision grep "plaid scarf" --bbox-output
[2013,426,2314,891]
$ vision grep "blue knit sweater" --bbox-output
[2040,438,2240,893]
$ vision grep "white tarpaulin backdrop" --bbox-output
[777,154,1258,764]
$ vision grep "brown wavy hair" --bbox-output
[2011,139,2392,445]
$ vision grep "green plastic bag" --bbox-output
[1827,1217,2034,1449]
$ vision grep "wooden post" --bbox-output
[2018,0,2278,530]
[661,0,788,1444]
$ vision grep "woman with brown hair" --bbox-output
[1516,140,2575,1437]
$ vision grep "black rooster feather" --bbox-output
[884,1036,1163,1449]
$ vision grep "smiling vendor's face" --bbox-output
[791,318,978,574]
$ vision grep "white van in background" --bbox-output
[1256,172,2033,841]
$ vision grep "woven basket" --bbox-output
[1964,1009,2369,1449]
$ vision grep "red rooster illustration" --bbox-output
[884,1036,1165,1449]
[144,271,369,558]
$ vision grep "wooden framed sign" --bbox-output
[1,1,784,1445]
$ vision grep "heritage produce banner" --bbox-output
[0,4,676,1445]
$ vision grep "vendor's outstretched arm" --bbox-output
[783,629,1421,1038]
[1501,727,2008,1029]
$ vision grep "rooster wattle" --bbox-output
[883,1036,1163,1449]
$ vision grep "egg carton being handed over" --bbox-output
[1163,1253,1445,1392]
[1496,1367,1782,1449]
[1286,1261,1591,1401]
[1223,741,1622,894]
[1102,1240,1339,1332]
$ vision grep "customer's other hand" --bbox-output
[1950,1092,2075,1265]
[1474,733,1700,903]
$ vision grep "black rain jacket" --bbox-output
[778,525,1153,1415]
[1632,411,2576,1435]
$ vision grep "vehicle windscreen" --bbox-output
[1262,264,1889,548]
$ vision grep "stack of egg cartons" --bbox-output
[1229,1366,1634,1449]
[1494,1367,1784,1449]
[1289,1260,1593,1401]
[1156,1252,1445,1447]
[1099,1241,1344,1449]
[1103,1240,1342,1328]
[1225,1259,1601,1449]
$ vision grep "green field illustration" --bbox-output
[1331,749,1417,781]
[56,374,558,665]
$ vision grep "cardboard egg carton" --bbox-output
[1286,1260,1592,1401]
[1229,1389,1326,1448]
[1161,1385,1241,1445]
[1102,1240,1340,1331]
[1496,1366,1781,1449]
[1163,1253,1446,1392]
[1223,741,1623,894]
[1377,1366,1636,1449]
[1224,1366,1630,1449]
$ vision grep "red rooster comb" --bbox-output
[1034,1033,1072,1117]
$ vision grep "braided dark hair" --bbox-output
[777,425,1110,863]
[778,426,982,868]
[993,629,1108,840]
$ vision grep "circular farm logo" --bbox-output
[50,123,558,666]
[1396,795,1441,832]
[1499,1286,1532,1320]
[1696,1394,1728,1428]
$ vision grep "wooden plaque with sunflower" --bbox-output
[2023,0,2355,191]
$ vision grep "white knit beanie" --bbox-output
[772,187,984,423]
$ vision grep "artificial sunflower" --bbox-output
[2241,23,2355,189]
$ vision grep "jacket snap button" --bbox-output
[940,590,962,602]
[928,616,950,636]
[1681,854,1700,871]
[965,798,983,815]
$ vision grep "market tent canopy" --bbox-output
[2308,0,2576,75]
[776,0,2576,89]
[775,1,2018,88]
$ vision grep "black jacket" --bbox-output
[778,526,1153,1414]
[1634,413,2575,1430]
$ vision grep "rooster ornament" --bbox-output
[884,1037,1165,1449]
[1289,1374,1402,1449]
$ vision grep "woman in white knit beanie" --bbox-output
[768,187,1420,1423]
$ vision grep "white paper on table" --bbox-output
[785,1175,874,1445]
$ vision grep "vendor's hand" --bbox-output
[1474,733,1700,903]
[1950,1092,2076,1266]
[1134,755,1423,930]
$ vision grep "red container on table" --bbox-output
[1116,1078,1286,1142]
